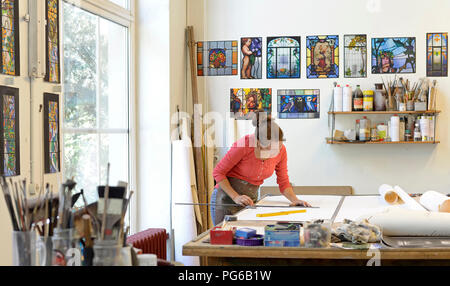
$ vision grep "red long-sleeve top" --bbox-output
[213,134,291,193]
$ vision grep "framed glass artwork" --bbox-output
[197,40,238,76]
[427,33,448,77]
[0,86,19,177]
[44,93,60,174]
[267,37,300,79]
[1,0,20,76]
[45,0,61,83]
[278,89,320,119]
[371,37,416,74]
[306,35,339,79]
[230,88,272,120]
[344,35,367,78]
[241,37,262,79]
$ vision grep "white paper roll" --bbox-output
[379,184,401,204]
[393,186,427,211]
[420,191,450,212]
[343,86,353,112]
[334,86,343,112]
[171,140,200,266]
[367,207,450,237]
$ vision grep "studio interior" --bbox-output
[1,0,450,269]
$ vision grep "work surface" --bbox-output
[183,195,450,266]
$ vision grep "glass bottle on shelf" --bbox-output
[353,85,364,112]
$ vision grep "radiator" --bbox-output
[127,229,168,260]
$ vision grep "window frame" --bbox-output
[61,0,137,233]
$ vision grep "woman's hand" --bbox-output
[290,199,312,208]
[233,195,255,207]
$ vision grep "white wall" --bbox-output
[187,0,450,195]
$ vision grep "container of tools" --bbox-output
[303,220,332,248]
[12,231,36,266]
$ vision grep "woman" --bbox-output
[211,113,311,225]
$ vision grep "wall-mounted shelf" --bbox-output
[326,138,440,145]
[328,111,441,115]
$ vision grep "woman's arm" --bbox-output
[281,186,312,207]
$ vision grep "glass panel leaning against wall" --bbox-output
[62,3,129,204]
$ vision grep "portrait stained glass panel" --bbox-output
[427,33,448,77]
[306,35,339,79]
[371,37,416,74]
[344,35,367,78]
[197,41,238,76]
[230,88,272,120]
[45,0,60,83]
[1,0,20,76]
[44,93,60,174]
[267,37,300,79]
[278,89,320,119]
[241,37,262,79]
[0,86,19,177]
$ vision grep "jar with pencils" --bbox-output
[93,240,124,266]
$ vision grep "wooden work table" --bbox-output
[183,197,450,266]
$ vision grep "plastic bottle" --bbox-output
[414,123,421,142]
[355,119,360,141]
[353,85,364,112]
[359,116,371,142]
[334,85,343,112]
[343,85,353,112]
[377,123,387,141]
[399,117,405,142]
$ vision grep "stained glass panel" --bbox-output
[1,0,19,76]
[427,33,448,77]
[197,41,238,76]
[0,86,19,177]
[371,37,416,74]
[46,0,60,83]
[230,88,272,120]
[44,93,60,173]
[344,35,367,78]
[278,89,320,119]
[306,35,339,79]
[241,37,262,79]
[267,37,300,79]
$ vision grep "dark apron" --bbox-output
[210,177,259,226]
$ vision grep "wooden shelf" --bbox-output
[326,138,440,145]
[328,111,441,115]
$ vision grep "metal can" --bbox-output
[363,90,374,111]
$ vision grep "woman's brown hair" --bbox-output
[251,112,285,146]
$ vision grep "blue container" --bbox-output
[235,228,257,239]
[264,224,300,247]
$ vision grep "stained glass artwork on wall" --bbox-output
[44,93,60,173]
[267,37,300,79]
[197,41,238,76]
[0,86,19,177]
[278,89,320,119]
[371,37,416,74]
[1,0,20,76]
[45,0,60,83]
[241,37,262,79]
[306,35,339,79]
[230,88,272,120]
[427,33,448,77]
[344,35,367,78]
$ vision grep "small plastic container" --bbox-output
[52,228,78,266]
[12,231,36,266]
[36,236,53,266]
[303,220,331,248]
[93,240,123,266]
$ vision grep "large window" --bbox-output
[62,2,130,203]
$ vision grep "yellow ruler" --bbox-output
[256,209,307,218]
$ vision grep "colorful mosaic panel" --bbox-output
[267,37,300,79]
[344,35,367,78]
[197,41,238,76]
[0,86,19,177]
[278,89,320,119]
[371,37,416,74]
[306,35,339,79]
[427,33,448,77]
[230,88,272,120]
[44,93,60,174]
[1,0,19,76]
[46,0,60,83]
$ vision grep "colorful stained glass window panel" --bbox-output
[306,35,339,79]
[278,89,320,119]
[0,86,19,177]
[371,37,416,74]
[267,37,300,79]
[241,37,262,79]
[427,33,448,77]
[197,41,238,76]
[344,35,367,78]
[44,93,60,174]
[46,0,60,83]
[1,0,19,76]
[230,88,272,120]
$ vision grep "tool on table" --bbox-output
[256,209,307,218]
[176,202,320,209]
[97,185,126,241]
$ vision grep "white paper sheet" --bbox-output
[334,196,388,223]
[420,190,450,212]
[236,195,342,221]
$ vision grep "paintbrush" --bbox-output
[1,177,19,231]
[118,191,134,246]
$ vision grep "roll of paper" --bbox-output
[420,191,450,213]
[343,86,353,112]
[379,184,402,204]
[393,186,427,211]
[367,207,450,237]
[334,86,343,112]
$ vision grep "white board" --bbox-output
[235,195,342,221]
